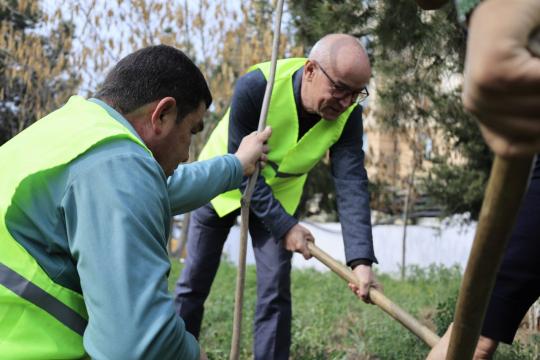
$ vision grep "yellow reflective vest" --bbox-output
[200,58,356,217]
[0,96,150,359]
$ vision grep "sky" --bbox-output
[40,0,252,93]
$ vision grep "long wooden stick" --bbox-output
[307,242,441,348]
[445,156,533,359]
[446,35,540,359]
[229,1,285,359]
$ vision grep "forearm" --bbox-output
[335,176,377,264]
[330,111,376,264]
[168,154,243,215]
[462,0,540,157]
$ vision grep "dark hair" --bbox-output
[95,45,212,122]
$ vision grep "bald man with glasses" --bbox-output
[174,33,380,360]
[313,59,370,106]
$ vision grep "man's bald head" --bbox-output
[301,34,371,120]
[308,34,371,88]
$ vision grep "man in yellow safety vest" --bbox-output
[0,45,270,359]
[174,34,382,360]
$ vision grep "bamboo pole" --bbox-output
[445,156,533,359]
[307,242,440,348]
[229,1,285,359]
[177,213,190,259]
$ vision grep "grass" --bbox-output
[168,260,537,359]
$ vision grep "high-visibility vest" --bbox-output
[199,58,356,217]
[0,96,150,359]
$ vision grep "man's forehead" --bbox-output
[335,78,367,92]
[328,56,370,88]
[330,68,368,91]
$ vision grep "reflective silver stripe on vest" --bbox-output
[267,160,305,178]
[0,262,87,336]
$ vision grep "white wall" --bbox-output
[219,220,476,276]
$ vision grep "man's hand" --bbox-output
[283,223,314,259]
[463,0,540,157]
[235,126,272,176]
[426,323,499,360]
[347,264,382,304]
[426,323,453,360]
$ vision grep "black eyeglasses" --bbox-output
[314,60,369,105]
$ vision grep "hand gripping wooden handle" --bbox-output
[307,242,440,348]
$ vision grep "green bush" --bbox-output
[433,289,457,336]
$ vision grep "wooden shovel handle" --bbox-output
[307,242,440,348]
[446,156,533,359]
[447,34,540,359]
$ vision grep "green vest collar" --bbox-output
[89,98,143,143]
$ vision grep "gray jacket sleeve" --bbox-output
[330,106,377,265]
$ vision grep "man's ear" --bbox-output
[304,60,316,82]
[150,97,177,135]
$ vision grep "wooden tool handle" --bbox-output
[307,242,440,348]
[447,32,539,360]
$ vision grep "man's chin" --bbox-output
[165,161,184,177]
[165,168,174,177]
[321,105,347,120]
[321,111,339,120]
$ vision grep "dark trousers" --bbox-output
[481,157,540,344]
[174,203,292,360]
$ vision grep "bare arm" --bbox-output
[462,0,540,157]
